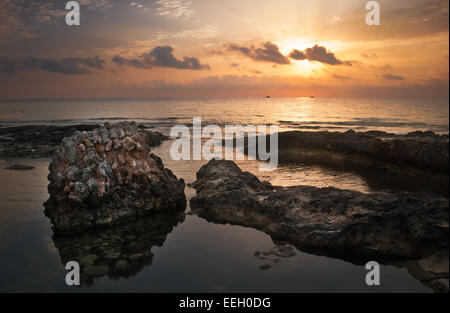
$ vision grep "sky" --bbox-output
[0,0,448,99]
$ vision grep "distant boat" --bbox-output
[265,96,271,98]
[310,96,315,98]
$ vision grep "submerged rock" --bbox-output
[190,160,449,263]
[44,122,186,234]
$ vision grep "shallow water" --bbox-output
[0,153,433,293]
[0,97,448,292]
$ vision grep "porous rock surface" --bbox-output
[44,122,186,234]
[191,160,449,263]
[247,130,449,174]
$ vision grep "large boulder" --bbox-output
[44,122,186,234]
[245,130,449,174]
[190,160,449,263]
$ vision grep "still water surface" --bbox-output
[0,97,448,292]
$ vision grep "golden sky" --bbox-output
[0,0,448,98]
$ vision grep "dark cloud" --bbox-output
[382,73,404,80]
[226,42,290,65]
[0,56,105,74]
[361,52,378,59]
[113,46,210,70]
[332,73,352,80]
[380,64,393,70]
[289,45,352,66]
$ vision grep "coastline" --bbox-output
[0,122,448,292]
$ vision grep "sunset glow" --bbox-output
[0,0,448,99]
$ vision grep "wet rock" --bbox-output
[44,122,186,235]
[4,164,35,171]
[243,130,449,175]
[0,124,168,159]
[190,160,449,263]
[123,137,136,152]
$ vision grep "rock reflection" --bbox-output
[52,211,185,286]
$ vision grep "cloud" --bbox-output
[0,0,65,45]
[382,74,404,81]
[112,46,210,70]
[289,45,352,66]
[0,0,114,45]
[78,0,114,9]
[332,73,352,80]
[361,52,378,59]
[319,0,449,41]
[226,42,290,65]
[0,56,105,75]
[130,2,150,12]
[154,0,194,20]
[380,64,393,70]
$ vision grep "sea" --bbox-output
[0,97,448,292]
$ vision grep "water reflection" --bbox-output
[191,207,448,293]
[52,211,185,286]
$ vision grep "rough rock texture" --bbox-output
[53,211,184,285]
[244,130,449,175]
[44,122,186,234]
[0,124,168,158]
[191,160,449,263]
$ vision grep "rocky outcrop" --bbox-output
[190,160,449,263]
[244,130,449,175]
[0,123,168,158]
[53,210,184,285]
[44,122,186,234]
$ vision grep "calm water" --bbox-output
[0,97,448,292]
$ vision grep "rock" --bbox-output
[241,130,449,176]
[0,124,168,159]
[105,140,113,152]
[4,164,34,171]
[113,139,122,150]
[123,137,136,152]
[190,160,449,263]
[44,122,186,235]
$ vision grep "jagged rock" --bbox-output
[190,160,449,263]
[244,130,449,174]
[44,122,186,234]
[0,124,168,159]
